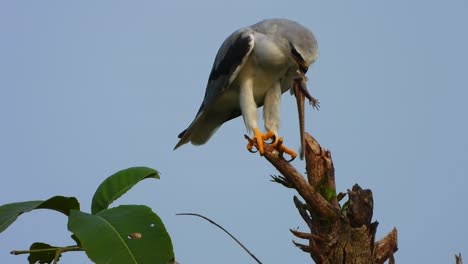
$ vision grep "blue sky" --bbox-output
[1,1,467,263]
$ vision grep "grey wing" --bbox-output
[176,28,255,142]
[196,27,255,114]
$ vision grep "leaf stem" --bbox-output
[10,245,82,255]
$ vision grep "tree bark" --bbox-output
[256,134,398,263]
[246,75,398,263]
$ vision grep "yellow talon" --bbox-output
[245,129,297,161]
[245,128,274,155]
[246,139,257,153]
[271,137,297,161]
[253,128,266,155]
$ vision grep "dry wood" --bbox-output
[246,74,398,263]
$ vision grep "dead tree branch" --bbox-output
[246,74,398,263]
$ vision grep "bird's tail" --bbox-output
[173,110,223,150]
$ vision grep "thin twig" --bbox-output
[10,245,82,258]
[53,246,82,263]
[293,196,312,228]
[177,213,262,264]
[271,174,293,188]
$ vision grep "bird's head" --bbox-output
[253,19,318,74]
[281,20,318,74]
[289,40,318,74]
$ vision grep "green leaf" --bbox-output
[71,234,81,247]
[0,196,80,233]
[91,167,160,215]
[36,196,80,215]
[68,205,174,264]
[27,242,60,264]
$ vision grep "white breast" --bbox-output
[243,33,293,104]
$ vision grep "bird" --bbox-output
[174,18,318,159]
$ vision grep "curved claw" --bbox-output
[273,137,297,162]
[246,142,258,153]
[283,151,297,162]
[244,135,258,153]
[265,134,276,144]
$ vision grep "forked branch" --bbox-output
[245,74,398,263]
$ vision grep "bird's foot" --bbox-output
[245,129,297,161]
[270,137,297,162]
[246,128,275,156]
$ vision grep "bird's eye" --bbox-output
[290,46,305,64]
[290,42,307,73]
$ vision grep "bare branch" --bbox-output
[374,228,398,264]
[293,196,312,227]
[260,141,337,219]
[290,229,327,243]
[270,174,293,188]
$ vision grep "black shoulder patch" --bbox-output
[208,35,252,81]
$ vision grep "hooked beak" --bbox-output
[299,64,308,74]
